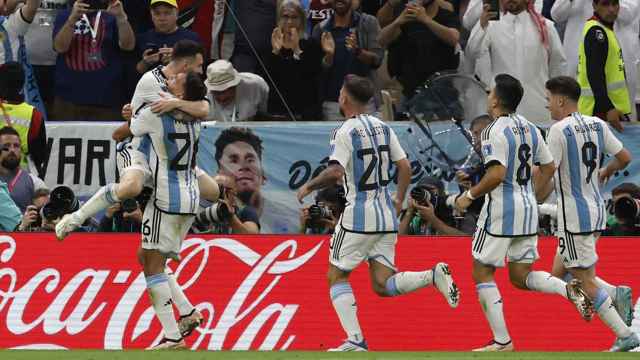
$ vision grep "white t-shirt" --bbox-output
[131,65,168,115]
[0,7,31,64]
[547,113,623,234]
[330,114,406,233]
[206,72,269,122]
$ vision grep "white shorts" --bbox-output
[329,223,397,272]
[472,228,539,267]
[141,205,194,261]
[556,232,599,269]
[116,141,152,182]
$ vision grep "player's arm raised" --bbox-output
[297,163,345,203]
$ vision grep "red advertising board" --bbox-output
[0,233,637,351]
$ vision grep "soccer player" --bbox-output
[544,76,638,352]
[297,75,460,352]
[455,74,591,352]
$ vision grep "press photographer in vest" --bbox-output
[577,0,632,132]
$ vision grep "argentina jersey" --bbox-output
[131,65,168,116]
[547,113,623,234]
[329,115,406,233]
[130,108,201,215]
[478,114,554,237]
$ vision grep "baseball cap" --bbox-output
[150,0,178,9]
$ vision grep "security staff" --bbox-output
[577,0,631,132]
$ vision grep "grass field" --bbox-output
[1,351,639,360]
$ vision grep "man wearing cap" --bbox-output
[205,60,269,122]
[135,0,201,74]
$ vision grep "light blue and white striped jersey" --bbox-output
[477,114,554,236]
[330,115,406,233]
[130,108,201,215]
[547,113,623,234]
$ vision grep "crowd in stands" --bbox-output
[0,0,639,235]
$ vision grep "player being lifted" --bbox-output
[297,75,460,352]
[543,76,638,352]
[455,74,591,352]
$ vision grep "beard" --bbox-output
[237,190,255,206]
[1,156,20,171]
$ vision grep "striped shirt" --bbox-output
[330,115,406,233]
[547,112,623,234]
[130,108,200,215]
[478,114,554,236]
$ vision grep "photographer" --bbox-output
[399,176,464,235]
[98,189,150,232]
[604,183,640,236]
[17,188,49,231]
[299,184,346,234]
[18,185,96,232]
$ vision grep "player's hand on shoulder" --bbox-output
[151,92,180,114]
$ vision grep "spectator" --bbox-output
[231,0,277,75]
[212,0,235,60]
[312,0,384,121]
[462,0,541,32]
[551,0,639,122]
[378,0,461,104]
[399,176,464,235]
[605,183,640,236]
[135,0,201,74]
[98,199,144,232]
[0,0,41,64]
[267,0,323,120]
[16,188,49,231]
[299,184,345,234]
[0,62,47,171]
[466,0,566,128]
[205,60,269,122]
[306,0,334,37]
[576,0,633,132]
[52,0,135,121]
[0,126,47,212]
[0,179,21,231]
[378,0,456,27]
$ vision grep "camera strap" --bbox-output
[7,169,23,193]
[82,11,102,49]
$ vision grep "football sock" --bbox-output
[146,273,181,340]
[477,282,511,344]
[166,268,194,317]
[76,183,120,222]
[330,282,363,343]
[594,277,617,299]
[525,271,568,299]
[594,288,632,339]
[385,270,433,296]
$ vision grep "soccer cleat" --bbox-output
[55,213,82,241]
[566,279,594,321]
[613,286,634,326]
[327,339,368,352]
[472,340,514,352]
[433,262,460,308]
[609,333,640,352]
[146,337,186,350]
[178,308,204,338]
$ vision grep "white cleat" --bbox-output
[566,279,594,322]
[55,213,82,241]
[433,262,460,308]
[178,309,204,338]
[327,339,368,352]
[472,340,514,352]
[146,338,186,350]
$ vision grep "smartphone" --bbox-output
[146,43,160,55]
[85,0,109,11]
[483,0,500,20]
[407,0,424,6]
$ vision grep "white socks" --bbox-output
[166,268,194,317]
[477,282,511,344]
[330,282,363,343]
[76,183,120,222]
[525,271,568,299]
[385,270,433,296]
[594,277,617,300]
[146,273,181,340]
[594,288,633,339]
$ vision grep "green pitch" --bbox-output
[1,351,638,360]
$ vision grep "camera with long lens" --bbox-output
[613,195,640,224]
[411,186,440,207]
[195,201,233,227]
[40,186,79,222]
[121,198,139,213]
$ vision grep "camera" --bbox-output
[309,203,334,221]
[85,0,109,10]
[613,195,640,224]
[195,201,233,226]
[411,186,440,207]
[121,198,139,213]
[483,0,500,20]
[40,186,79,222]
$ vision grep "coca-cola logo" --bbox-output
[0,235,323,350]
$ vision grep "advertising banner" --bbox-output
[0,233,637,351]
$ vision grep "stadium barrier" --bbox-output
[0,233,637,351]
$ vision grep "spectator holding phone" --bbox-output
[52,0,135,121]
[135,0,201,74]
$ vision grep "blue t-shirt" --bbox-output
[136,28,201,59]
[53,10,125,107]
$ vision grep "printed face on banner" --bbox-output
[217,141,265,195]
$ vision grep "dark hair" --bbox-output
[214,127,264,165]
[0,126,21,139]
[470,114,492,129]
[545,76,581,102]
[172,40,205,62]
[32,188,50,200]
[343,74,374,105]
[0,62,25,102]
[612,183,640,199]
[494,74,523,113]
[593,0,619,5]
[183,72,207,101]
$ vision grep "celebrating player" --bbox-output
[543,76,638,352]
[297,75,460,352]
[455,74,591,352]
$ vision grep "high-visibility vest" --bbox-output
[1,102,34,168]
[577,19,631,116]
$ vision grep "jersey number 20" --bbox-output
[168,132,191,171]
[357,145,391,191]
